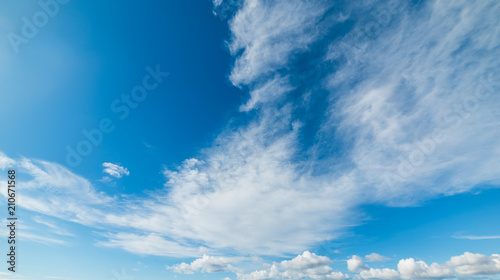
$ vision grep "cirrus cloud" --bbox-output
[102,162,130,178]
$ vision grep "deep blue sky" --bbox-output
[1,0,244,196]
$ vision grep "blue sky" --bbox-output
[0,0,499,279]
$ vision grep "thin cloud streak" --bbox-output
[453,235,500,240]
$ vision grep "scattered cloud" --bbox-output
[167,255,242,274]
[358,267,400,280]
[102,162,129,178]
[238,251,346,280]
[347,255,369,273]
[348,252,500,279]
[167,251,500,279]
[447,252,500,275]
[397,258,452,279]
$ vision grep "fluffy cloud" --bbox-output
[397,258,452,279]
[281,251,333,270]
[350,252,500,279]
[347,256,369,272]
[238,251,346,280]
[447,252,500,275]
[167,254,242,274]
[102,162,130,178]
[168,252,500,279]
[358,268,400,280]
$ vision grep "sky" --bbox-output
[0,0,499,279]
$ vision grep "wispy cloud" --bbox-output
[97,232,206,258]
[0,152,15,169]
[322,0,500,206]
[453,235,500,240]
[102,162,130,178]
[227,0,331,88]
[0,156,114,227]
[20,232,71,246]
[32,216,74,237]
[0,222,70,246]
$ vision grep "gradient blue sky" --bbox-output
[0,0,499,279]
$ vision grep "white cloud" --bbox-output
[20,231,71,246]
[1,157,113,227]
[347,256,369,272]
[281,251,333,270]
[180,0,500,257]
[238,251,346,280]
[323,0,500,205]
[352,252,500,279]
[365,253,390,263]
[447,252,500,275]
[97,233,204,258]
[167,255,242,274]
[228,0,331,88]
[0,219,70,246]
[32,216,73,237]
[0,152,15,169]
[348,256,399,279]
[453,235,500,240]
[358,268,400,280]
[398,258,452,279]
[190,252,500,280]
[102,162,129,178]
